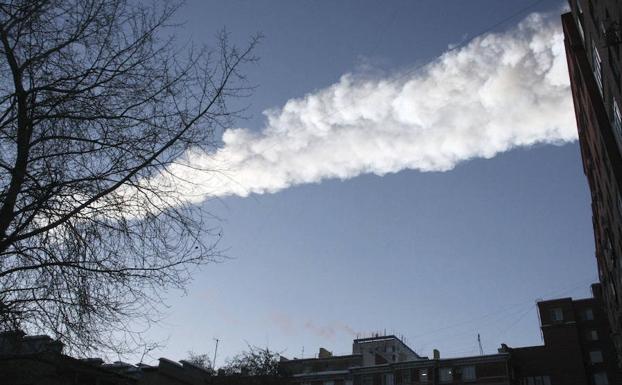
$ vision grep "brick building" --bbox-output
[561,0,622,364]
[503,284,619,385]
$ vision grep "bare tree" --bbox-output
[221,345,281,376]
[184,351,213,372]
[0,0,257,355]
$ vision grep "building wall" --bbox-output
[283,341,510,385]
[505,285,620,384]
[280,354,362,376]
[352,336,422,366]
[514,298,588,385]
[562,0,622,364]
[572,286,620,383]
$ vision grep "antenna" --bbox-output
[477,334,483,356]
[213,338,220,369]
[302,346,304,359]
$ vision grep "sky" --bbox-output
[136,0,598,365]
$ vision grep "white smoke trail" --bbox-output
[155,12,576,200]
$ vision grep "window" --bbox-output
[384,374,394,385]
[593,42,603,94]
[593,372,609,385]
[462,366,476,381]
[587,329,599,341]
[419,369,428,383]
[613,100,622,140]
[584,308,595,321]
[590,350,604,363]
[439,368,453,383]
[551,308,564,322]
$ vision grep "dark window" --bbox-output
[551,307,564,322]
[462,366,476,381]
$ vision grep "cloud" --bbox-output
[268,311,358,341]
[153,12,576,200]
[270,311,295,335]
[303,320,359,341]
[304,320,337,340]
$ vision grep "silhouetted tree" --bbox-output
[0,0,257,355]
[221,346,281,376]
[185,351,214,372]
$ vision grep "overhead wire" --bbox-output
[358,0,555,92]
[315,0,556,125]
[406,278,596,356]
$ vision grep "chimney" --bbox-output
[433,349,440,360]
[318,347,333,358]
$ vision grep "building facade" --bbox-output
[503,284,620,385]
[561,0,622,364]
[280,335,512,385]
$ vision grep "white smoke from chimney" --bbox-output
[151,12,576,201]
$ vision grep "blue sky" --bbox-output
[138,0,597,365]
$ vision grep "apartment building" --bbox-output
[280,335,511,385]
[502,284,619,385]
[561,0,622,364]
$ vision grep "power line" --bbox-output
[491,304,537,343]
[384,0,553,86]
[407,278,595,347]
[318,0,555,126]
